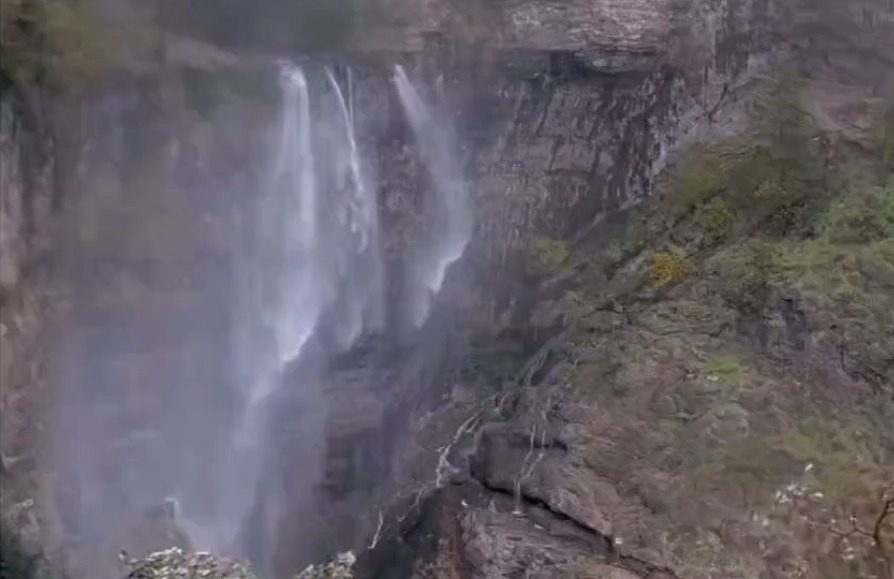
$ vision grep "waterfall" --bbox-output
[47,59,468,578]
[393,65,472,327]
[325,66,373,255]
[273,65,323,365]
[187,62,384,558]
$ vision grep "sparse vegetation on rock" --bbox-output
[662,79,831,239]
[459,72,894,579]
[0,0,109,92]
[529,236,570,270]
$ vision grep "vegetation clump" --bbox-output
[529,236,569,269]
[649,251,693,286]
[662,79,830,238]
[694,197,735,244]
[0,0,108,92]
[822,180,894,244]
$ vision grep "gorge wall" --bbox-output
[1,0,893,579]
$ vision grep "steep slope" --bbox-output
[360,82,894,579]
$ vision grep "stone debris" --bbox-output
[294,551,356,579]
[121,548,355,579]
[122,548,257,579]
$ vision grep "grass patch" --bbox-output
[705,355,742,378]
[780,417,890,504]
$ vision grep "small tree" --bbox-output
[742,78,828,236]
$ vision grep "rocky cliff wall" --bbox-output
[290,0,788,570]
[1,61,283,577]
[0,92,61,558]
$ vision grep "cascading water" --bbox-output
[198,61,383,559]
[48,58,468,579]
[393,65,472,327]
[178,64,330,553]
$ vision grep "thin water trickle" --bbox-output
[325,66,374,253]
[393,65,472,326]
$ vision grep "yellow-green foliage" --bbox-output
[649,251,694,286]
[822,180,894,243]
[1,0,108,91]
[530,236,569,269]
[661,79,828,236]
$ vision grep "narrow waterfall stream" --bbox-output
[393,65,472,327]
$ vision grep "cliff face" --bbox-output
[298,0,785,570]
[1,0,893,578]
[0,94,60,556]
[0,67,283,578]
[337,2,894,579]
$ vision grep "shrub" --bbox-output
[823,181,894,244]
[649,251,694,286]
[0,0,108,92]
[530,236,569,269]
[661,78,830,238]
[661,139,743,215]
[696,197,736,243]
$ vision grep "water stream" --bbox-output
[393,65,472,327]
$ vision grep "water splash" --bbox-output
[393,65,472,327]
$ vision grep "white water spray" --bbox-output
[393,65,472,326]
[213,62,383,555]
